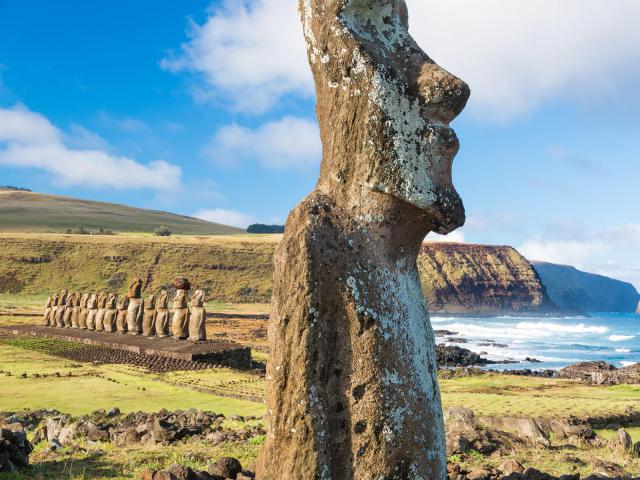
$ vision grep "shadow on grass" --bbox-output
[0,451,126,480]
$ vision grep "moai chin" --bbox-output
[126,277,144,335]
[155,290,170,338]
[256,1,469,479]
[188,289,206,342]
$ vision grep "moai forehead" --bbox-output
[300,0,469,232]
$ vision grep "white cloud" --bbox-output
[193,208,256,228]
[425,229,466,244]
[164,0,640,120]
[608,335,635,342]
[161,0,311,113]
[204,116,321,169]
[519,224,640,290]
[0,104,182,190]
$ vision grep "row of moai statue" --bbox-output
[42,277,207,341]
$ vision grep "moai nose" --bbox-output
[416,62,470,125]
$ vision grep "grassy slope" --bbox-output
[0,191,243,235]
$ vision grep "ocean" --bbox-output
[431,312,640,371]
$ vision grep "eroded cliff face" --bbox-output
[0,235,559,315]
[419,243,556,315]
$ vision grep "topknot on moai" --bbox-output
[257,1,469,479]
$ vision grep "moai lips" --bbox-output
[257,1,469,479]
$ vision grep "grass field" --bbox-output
[0,191,244,235]
[1,328,640,478]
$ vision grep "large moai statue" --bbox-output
[71,293,81,328]
[256,2,469,479]
[171,277,190,339]
[155,290,170,338]
[86,293,98,330]
[126,277,144,335]
[103,294,118,333]
[63,293,75,328]
[94,292,108,332]
[188,289,207,342]
[78,293,89,329]
[142,294,156,337]
[116,296,129,334]
[54,289,68,327]
[43,296,52,327]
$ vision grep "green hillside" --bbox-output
[0,190,244,235]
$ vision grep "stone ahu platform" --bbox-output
[2,325,252,370]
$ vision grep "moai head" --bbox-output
[173,289,188,309]
[96,292,107,309]
[116,296,129,310]
[52,293,60,306]
[128,277,143,299]
[190,290,205,308]
[45,296,52,308]
[66,293,76,307]
[74,294,81,307]
[106,293,116,309]
[80,293,89,308]
[88,293,98,309]
[302,0,469,233]
[59,289,69,306]
[157,290,169,309]
[146,293,156,309]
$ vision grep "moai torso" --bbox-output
[188,290,206,342]
[43,296,52,326]
[126,277,144,335]
[171,288,189,339]
[142,294,156,336]
[155,290,170,337]
[103,294,118,333]
[257,2,469,479]
[116,296,129,334]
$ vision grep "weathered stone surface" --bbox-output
[207,457,242,479]
[557,361,640,385]
[609,427,632,453]
[143,294,157,337]
[116,295,129,334]
[172,289,189,340]
[257,1,469,478]
[127,297,144,336]
[0,424,33,472]
[86,293,98,330]
[499,459,525,476]
[188,290,206,342]
[155,290,170,337]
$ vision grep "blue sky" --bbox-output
[0,0,639,289]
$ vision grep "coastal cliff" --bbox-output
[420,243,556,315]
[532,261,640,313]
[0,234,564,316]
